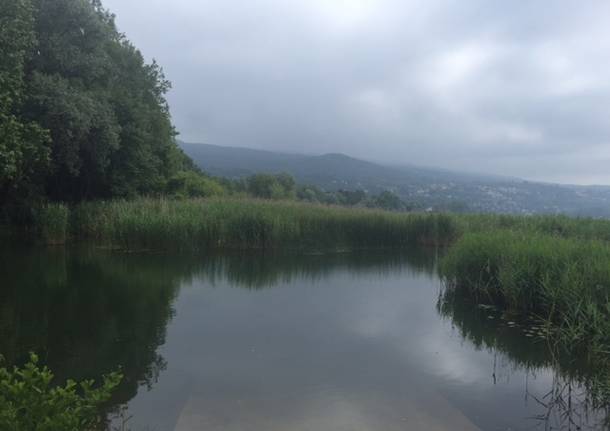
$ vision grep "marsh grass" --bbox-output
[16,199,610,250]
[440,230,610,355]
[440,229,610,417]
[70,198,457,251]
[35,203,69,245]
[456,213,610,242]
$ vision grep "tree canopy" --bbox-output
[0,0,190,206]
[246,173,296,200]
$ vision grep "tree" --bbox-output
[1,0,192,206]
[0,0,50,208]
[166,171,225,198]
[246,173,296,200]
[372,190,405,211]
[337,189,366,206]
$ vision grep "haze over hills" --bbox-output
[180,141,610,217]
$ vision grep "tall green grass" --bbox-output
[13,199,610,250]
[70,198,457,251]
[456,213,610,242]
[34,203,69,245]
[440,230,610,354]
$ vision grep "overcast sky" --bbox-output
[103,0,610,185]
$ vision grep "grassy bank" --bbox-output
[65,198,456,251]
[440,230,610,355]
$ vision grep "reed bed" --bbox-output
[69,198,456,251]
[440,230,610,354]
[456,213,610,242]
[15,199,610,250]
[34,203,69,245]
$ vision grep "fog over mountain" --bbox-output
[181,142,610,217]
[104,0,610,185]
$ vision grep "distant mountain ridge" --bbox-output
[180,141,610,217]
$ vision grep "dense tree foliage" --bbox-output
[0,0,191,207]
[372,190,409,211]
[166,171,225,198]
[238,173,408,209]
[246,173,296,200]
[0,0,50,206]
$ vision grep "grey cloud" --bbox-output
[103,0,610,184]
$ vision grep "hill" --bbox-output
[180,141,610,216]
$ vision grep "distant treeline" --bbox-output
[159,167,417,211]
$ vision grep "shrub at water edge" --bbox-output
[0,353,122,430]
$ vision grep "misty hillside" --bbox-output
[181,142,610,217]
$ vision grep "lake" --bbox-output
[1,245,605,430]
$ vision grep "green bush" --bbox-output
[166,171,226,198]
[0,353,122,431]
[246,173,295,200]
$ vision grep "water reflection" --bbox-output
[0,246,186,406]
[437,287,610,430]
[0,247,434,409]
[189,247,437,290]
[2,245,609,430]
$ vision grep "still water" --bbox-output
[1,246,605,430]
